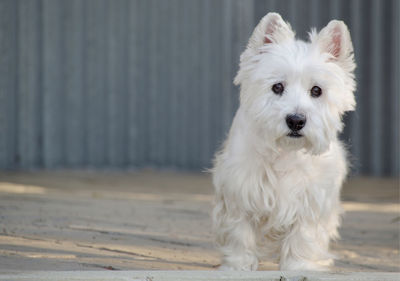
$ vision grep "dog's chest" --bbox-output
[257,152,330,228]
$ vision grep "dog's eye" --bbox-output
[272,83,284,95]
[310,86,322,98]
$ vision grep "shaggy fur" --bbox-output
[212,13,356,271]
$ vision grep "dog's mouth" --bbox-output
[287,131,303,138]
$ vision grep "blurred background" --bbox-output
[0,0,398,177]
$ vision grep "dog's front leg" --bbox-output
[214,209,259,271]
[279,223,332,271]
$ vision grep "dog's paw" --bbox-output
[218,264,236,271]
[218,263,258,271]
[280,258,332,271]
[219,254,259,271]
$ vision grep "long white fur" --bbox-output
[212,13,356,271]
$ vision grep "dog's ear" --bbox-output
[314,20,355,70]
[247,13,295,50]
[234,13,294,86]
[313,20,356,112]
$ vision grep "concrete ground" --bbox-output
[0,170,398,273]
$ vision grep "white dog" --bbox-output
[212,13,356,271]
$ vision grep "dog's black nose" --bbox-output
[286,114,306,131]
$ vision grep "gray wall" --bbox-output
[0,0,398,176]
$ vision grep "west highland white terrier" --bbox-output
[212,13,356,271]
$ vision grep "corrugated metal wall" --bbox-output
[0,0,398,176]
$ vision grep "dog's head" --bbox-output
[234,13,356,155]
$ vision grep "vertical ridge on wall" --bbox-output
[0,0,18,169]
[43,0,64,167]
[221,0,233,147]
[190,0,200,168]
[0,0,398,176]
[179,0,190,168]
[127,0,148,166]
[391,0,400,176]
[106,0,129,167]
[199,0,210,168]
[349,0,361,174]
[17,0,42,168]
[358,0,372,174]
[231,0,254,121]
[64,0,85,166]
[208,0,223,168]
[85,0,108,166]
[370,0,383,175]
[166,0,177,167]
[148,0,157,165]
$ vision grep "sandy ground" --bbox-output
[0,170,398,272]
